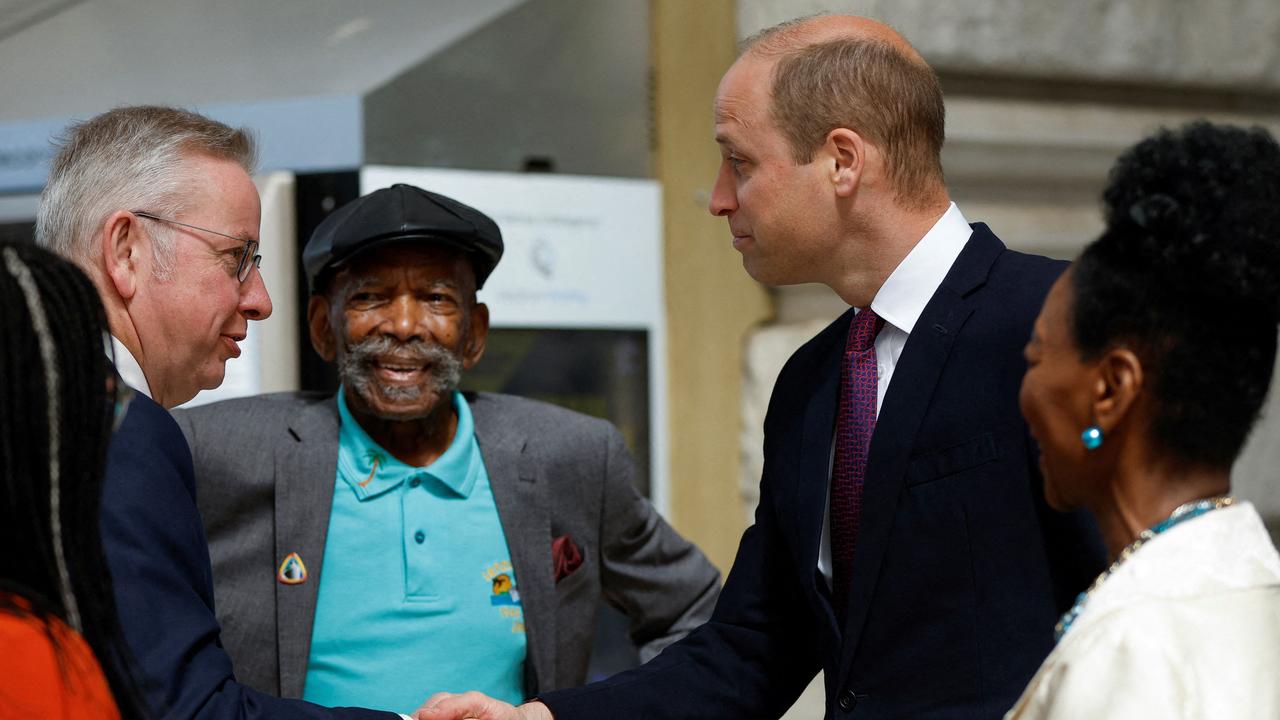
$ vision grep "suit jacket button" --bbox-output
[838,690,857,712]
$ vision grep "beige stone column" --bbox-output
[651,0,772,572]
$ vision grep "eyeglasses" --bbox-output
[132,210,262,282]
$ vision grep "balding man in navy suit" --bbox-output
[420,15,1105,720]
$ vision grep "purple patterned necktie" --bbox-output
[831,308,884,627]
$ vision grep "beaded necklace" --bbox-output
[1054,495,1235,641]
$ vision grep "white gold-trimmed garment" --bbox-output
[1006,501,1280,719]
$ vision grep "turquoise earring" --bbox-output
[1081,426,1104,450]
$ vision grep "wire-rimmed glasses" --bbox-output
[132,210,262,282]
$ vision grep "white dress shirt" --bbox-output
[818,202,974,585]
[111,335,152,399]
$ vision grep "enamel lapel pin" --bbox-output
[277,552,308,585]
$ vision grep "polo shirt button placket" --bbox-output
[414,530,426,544]
[409,476,421,489]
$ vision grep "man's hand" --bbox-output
[414,692,553,720]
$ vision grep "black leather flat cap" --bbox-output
[303,183,503,292]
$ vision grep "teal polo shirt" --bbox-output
[302,389,526,712]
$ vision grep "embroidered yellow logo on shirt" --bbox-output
[277,552,307,585]
[485,560,524,634]
[490,573,520,606]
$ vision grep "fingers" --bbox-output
[414,690,515,720]
[419,691,458,711]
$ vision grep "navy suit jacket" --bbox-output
[101,392,396,719]
[541,225,1105,719]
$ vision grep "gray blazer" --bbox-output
[173,391,720,700]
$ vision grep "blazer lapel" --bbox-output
[274,397,340,698]
[795,318,845,641]
[471,394,556,696]
[837,227,1005,678]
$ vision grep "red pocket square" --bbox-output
[552,534,583,582]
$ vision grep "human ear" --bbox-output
[307,295,338,362]
[825,128,867,198]
[1091,348,1145,435]
[102,211,143,300]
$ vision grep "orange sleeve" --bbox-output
[0,610,121,720]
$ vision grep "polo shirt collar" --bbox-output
[870,202,973,334]
[336,388,480,501]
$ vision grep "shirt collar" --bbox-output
[110,335,152,398]
[336,388,480,501]
[869,202,973,334]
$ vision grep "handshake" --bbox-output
[413,693,554,720]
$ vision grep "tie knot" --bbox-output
[847,308,884,352]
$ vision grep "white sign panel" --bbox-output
[361,166,663,330]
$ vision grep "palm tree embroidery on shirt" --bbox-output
[359,449,387,488]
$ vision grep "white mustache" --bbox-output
[338,335,463,403]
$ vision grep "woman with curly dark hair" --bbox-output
[0,240,150,718]
[1005,122,1280,718]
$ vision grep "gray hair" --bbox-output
[35,106,257,278]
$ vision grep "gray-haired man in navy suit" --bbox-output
[40,105,406,719]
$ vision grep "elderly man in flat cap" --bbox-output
[174,184,720,715]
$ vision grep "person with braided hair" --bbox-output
[0,239,150,719]
[1008,122,1280,718]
